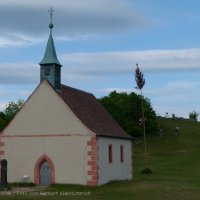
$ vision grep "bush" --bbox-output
[189,110,199,122]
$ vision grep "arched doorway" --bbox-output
[34,155,55,186]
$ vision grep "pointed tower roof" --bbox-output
[40,32,61,66]
[40,7,61,66]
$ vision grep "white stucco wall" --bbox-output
[97,137,132,185]
[2,80,92,136]
[1,81,133,185]
[2,135,90,184]
[1,80,94,184]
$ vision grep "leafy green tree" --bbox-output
[0,99,24,131]
[0,112,7,131]
[189,110,199,122]
[4,99,24,121]
[99,91,157,137]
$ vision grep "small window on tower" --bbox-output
[44,67,50,76]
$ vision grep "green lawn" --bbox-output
[2,117,200,200]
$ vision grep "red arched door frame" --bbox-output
[34,154,55,185]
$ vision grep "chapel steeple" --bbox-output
[39,7,62,90]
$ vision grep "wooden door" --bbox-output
[39,161,51,186]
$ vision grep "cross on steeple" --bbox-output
[48,6,55,25]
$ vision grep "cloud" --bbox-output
[0,63,39,84]
[149,81,200,118]
[0,101,8,111]
[1,48,200,84]
[60,48,200,78]
[0,0,146,46]
[144,81,200,103]
[0,33,45,47]
[101,81,200,97]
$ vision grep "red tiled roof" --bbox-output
[57,84,132,140]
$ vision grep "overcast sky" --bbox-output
[1,0,200,118]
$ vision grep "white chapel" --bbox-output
[0,10,133,186]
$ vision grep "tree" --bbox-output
[99,91,157,137]
[4,99,24,120]
[189,110,199,121]
[0,112,7,131]
[0,99,24,131]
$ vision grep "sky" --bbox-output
[0,0,200,118]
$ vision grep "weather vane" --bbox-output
[48,6,55,29]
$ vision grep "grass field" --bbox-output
[2,117,200,200]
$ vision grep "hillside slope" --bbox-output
[133,117,200,199]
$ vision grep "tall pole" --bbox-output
[141,89,147,167]
[135,64,151,172]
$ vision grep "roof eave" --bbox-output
[39,60,62,66]
[97,134,134,140]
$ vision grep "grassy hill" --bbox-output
[133,117,200,200]
[3,117,200,200]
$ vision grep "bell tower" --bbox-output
[39,7,62,90]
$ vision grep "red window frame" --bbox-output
[120,145,124,162]
[108,144,112,163]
